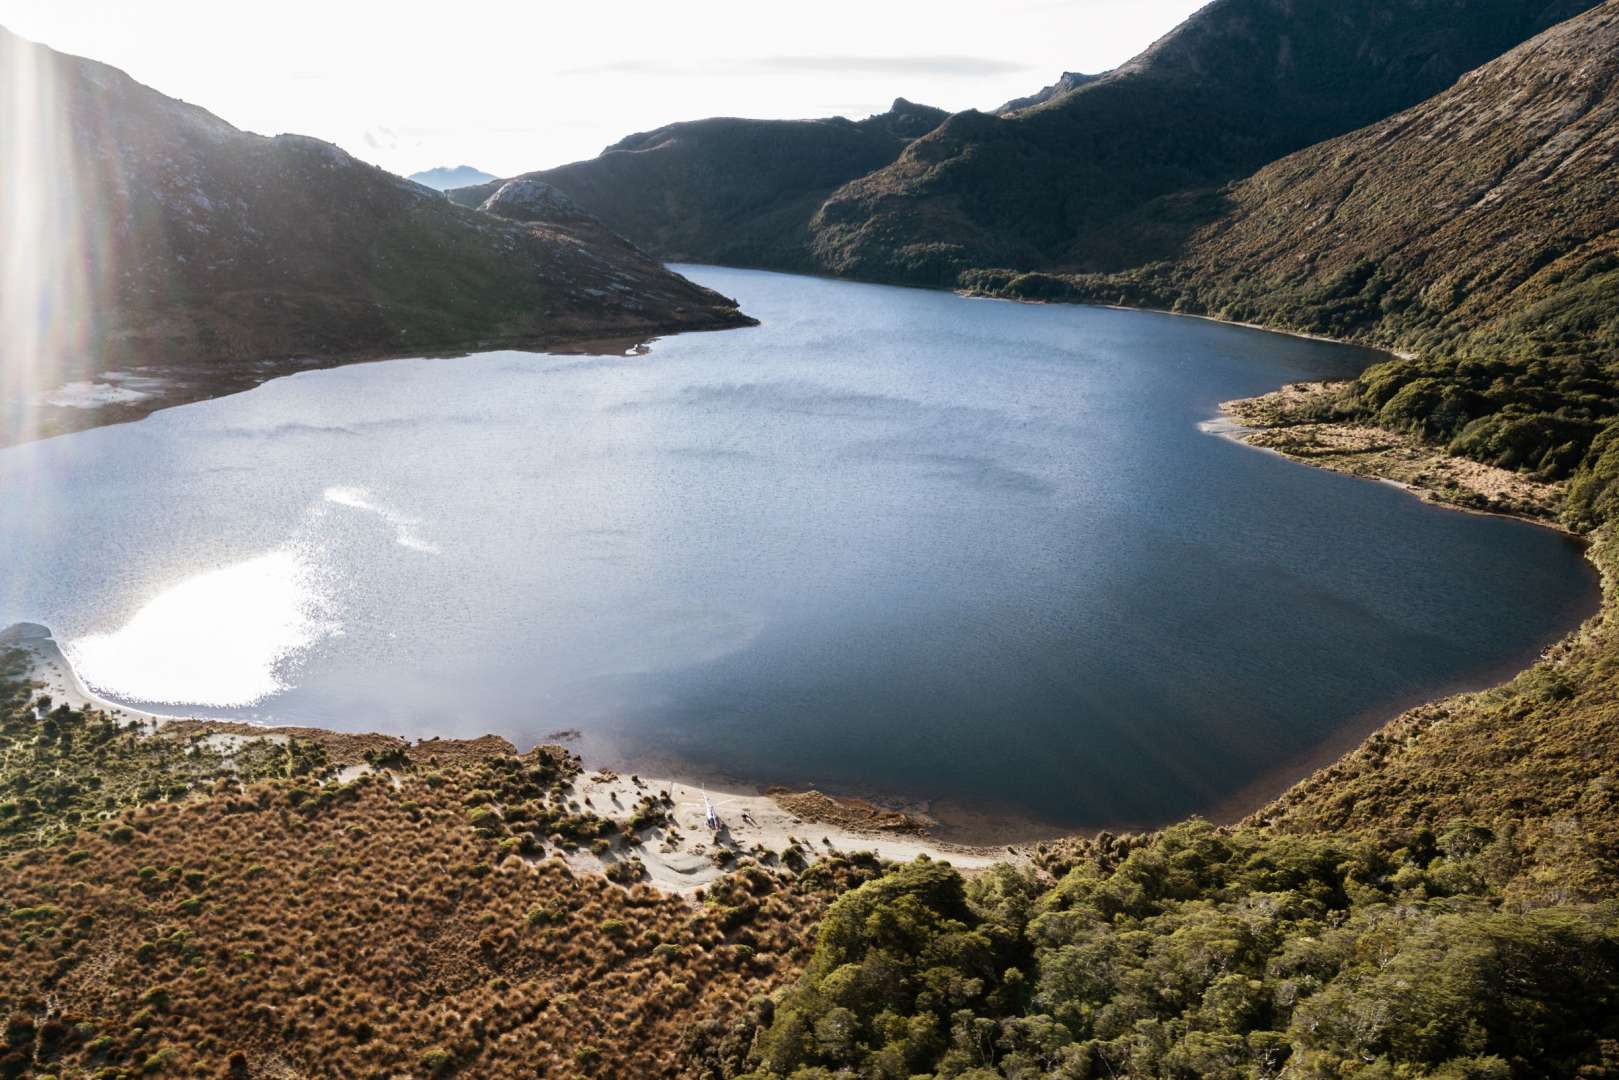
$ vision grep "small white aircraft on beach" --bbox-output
[702,791,721,831]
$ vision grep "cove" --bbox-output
[0,266,1599,837]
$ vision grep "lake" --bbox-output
[0,266,1599,836]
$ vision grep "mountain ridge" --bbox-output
[806,0,1604,285]
[447,98,949,270]
[0,26,752,446]
[995,70,1096,115]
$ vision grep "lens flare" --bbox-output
[0,27,135,448]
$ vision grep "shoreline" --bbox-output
[1202,386,1610,829]
[954,286,1418,361]
[1,622,1010,893]
[4,381,1599,862]
[0,623,196,728]
[1210,382,1574,529]
[1,317,754,452]
[1107,304,1418,361]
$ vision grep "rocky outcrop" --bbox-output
[995,71,1096,115]
[477,178,583,221]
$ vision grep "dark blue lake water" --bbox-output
[0,266,1597,836]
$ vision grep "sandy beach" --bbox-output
[0,621,188,726]
[1,621,1011,893]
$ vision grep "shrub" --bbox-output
[418,1046,455,1075]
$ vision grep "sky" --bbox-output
[2,0,1209,179]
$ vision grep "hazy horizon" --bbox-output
[3,0,1208,179]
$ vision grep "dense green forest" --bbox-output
[738,827,1619,1079]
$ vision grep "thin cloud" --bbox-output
[561,59,684,76]
[761,55,1031,76]
[562,54,1031,78]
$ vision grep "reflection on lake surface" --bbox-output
[0,266,1599,834]
[71,549,335,707]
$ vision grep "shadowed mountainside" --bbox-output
[447,99,948,271]
[806,0,1602,284]
[968,0,1619,528]
[0,27,752,446]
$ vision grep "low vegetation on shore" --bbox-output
[0,659,886,1078]
[6,1,1619,1077]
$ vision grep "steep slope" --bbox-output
[808,0,1602,284]
[408,164,498,190]
[1118,0,1619,360]
[0,28,751,446]
[970,0,1619,524]
[448,99,948,271]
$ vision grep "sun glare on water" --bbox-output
[68,550,337,708]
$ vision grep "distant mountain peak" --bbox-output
[408,164,499,191]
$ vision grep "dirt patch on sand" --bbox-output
[161,720,403,764]
[768,789,931,836]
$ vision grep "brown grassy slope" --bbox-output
[0,662,854,1079]
[1,778,817,1078]
[1251,529,1619,900]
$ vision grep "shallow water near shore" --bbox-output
[0,266,1599,836]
